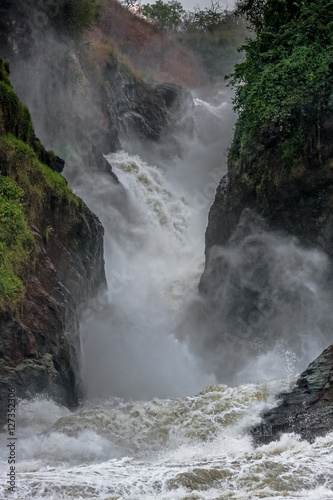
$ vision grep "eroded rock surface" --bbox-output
[252,344,333,443]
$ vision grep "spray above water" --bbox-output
[73,87,333,400]
[72,89,236,400]
[180,208,333,385]
[2,88,333,500]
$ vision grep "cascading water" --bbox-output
[1,88,333,499]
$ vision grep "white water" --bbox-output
[1,88,333,499]
[2,384,333,499]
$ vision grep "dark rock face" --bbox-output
[105,59,191,144]
[0,0,189,186]
[0,55,107,420]
[199,79,333,441]
[183,208,333,383]
[205,122,333,260]
[50,155,65,174]
[0,200,106,421]
[252,344,333,444]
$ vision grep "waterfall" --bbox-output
[1,87,333,500]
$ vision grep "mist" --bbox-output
[4,0,333,404]
[73,81,333,399]
[72,85,236,399]
[179,208,333,385]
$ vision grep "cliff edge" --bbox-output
[0,59,106,419]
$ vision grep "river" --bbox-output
[1,88,333,499]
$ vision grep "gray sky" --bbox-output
[181,0,236,9]
[145,0,237,11]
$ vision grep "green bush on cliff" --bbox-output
[0,60,10,87]
[139,0,185,32]
[61,0,101,33]
[0,135,80,311]
[0,59,82,310]
[0,175,33,309]
[0,135,79,210]
[0,58,59,170]
[0,82,35,142]
[229,0,333,167]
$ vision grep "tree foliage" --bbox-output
[177,3,248,80]
[139,0,185,32]
[191,0,226,33]
[229,0,333,162]
[136,0,248,79]
[60,0,101,33]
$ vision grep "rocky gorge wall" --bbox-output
[0,0,192,418]
[0,58,106,418]
[0,0,190,184]
[200,0,333,443]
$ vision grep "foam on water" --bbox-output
[2,88,333,499]
[2,380,333,499]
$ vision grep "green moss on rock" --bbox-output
[0,174,33,309]
[0,60,84,310]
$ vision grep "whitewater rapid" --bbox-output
[2,382,333,499]
[2,89,333,499]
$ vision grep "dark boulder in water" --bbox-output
[252,343,333,444]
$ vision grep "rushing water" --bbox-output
[1,88,333,499]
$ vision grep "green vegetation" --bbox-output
[0,59,81,310]
[0,75,34,143]
[229,0,333,173]
[0,59,10,86]
[60,0,101,34]
[0,135,78,208]
[138,0,248,80]
[178,8,248,80]
[139,0,185,32]
[0,175,33,309]
[0,57,60,169]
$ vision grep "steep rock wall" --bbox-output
[253,343,333,443]
[0,0,189,186]
[0,60,106,420]
[200,0,333,441]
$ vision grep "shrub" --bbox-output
[61,0,101,33]
[229,0,333,162]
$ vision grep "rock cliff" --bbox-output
[0,0,191,419]
[0,0,189,185]
[200,0,333,441]
[0,58,106,420]
[253,344,333,443]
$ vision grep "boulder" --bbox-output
[252,344,333,444]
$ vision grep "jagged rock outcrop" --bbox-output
[0,203,106,414]
[105,58,192,145]
[200,0,333,441]
[0,0,189,186]
[252,344,333,444]
[0,59,106,421]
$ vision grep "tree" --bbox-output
[139,0,185,32]
[192,0,226,33]
[120,0,141,10]
[176,3,248,80]
[61,0,101,33]
[228,0,333,166]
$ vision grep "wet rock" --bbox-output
[252,344,333,443]
[0,202,106,422]
[50,155,65,174]
[0,61,107,421]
